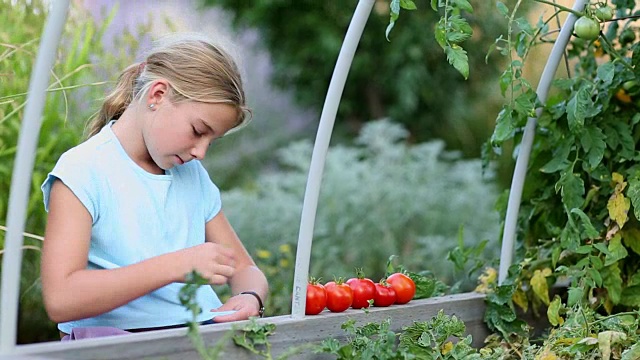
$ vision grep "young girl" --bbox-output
[40,33,268,338]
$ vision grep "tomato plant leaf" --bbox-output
[570,208,600,239]
[559,171,585,211]
[567,287,583,307]
[435,18,446,49]
[590,255,604,270]
[622,228,640,256]
[547,295,564,326]
[621,286,640,307]
[598,331,627,360]
[452,0,472,13]
[622,342,640,360]
[499,68,512,96]
[587,267,604,287]
[445,45,469,79]
[512,287,528,312]
[541,136,573,173]
[608,191,630,229]
[385,0,401,41]
[514,17,534,36]
[602,262,623,305]
[531,268,552,305]
[566,83,595,132]
[605,234,628,267]
[496,1,509,18]
[596,62,615,86]
[627,177,640,222]
[580,126,606,170]
[491,106,514,145]
[513,91,536,117]
[399,0,417,10]
[613,122,635,160]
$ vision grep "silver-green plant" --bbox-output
[221,119,501,315]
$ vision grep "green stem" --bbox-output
[598,33,635,73]
[590,311,638,326]
[533,0,584,17]
[580,306,590,337]
[507,0,524,106]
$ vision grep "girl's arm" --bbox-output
[41,180,234,323]
[204,211,269,321]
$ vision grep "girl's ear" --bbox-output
[146,79,170,107]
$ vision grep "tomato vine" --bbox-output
[390,0,640,357]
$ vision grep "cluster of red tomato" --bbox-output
[305,272,416,315]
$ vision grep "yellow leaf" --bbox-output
[531,268,552,305]
[441,341,453,355]
[604,298,613,315]
[598,331,627,360]
[475,267,497,293]
[547,295,564,326]
[536,349,557,360]
[612,172,624,185]
[608,192,630,229]
[513,287,529,312]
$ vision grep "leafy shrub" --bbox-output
[221,119,501,315]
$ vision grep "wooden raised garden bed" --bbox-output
[3,293,487,360]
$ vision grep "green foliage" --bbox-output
[475,0,640,357]
[0,1,146,343]
[201,0,516,155]
[316,312,482,359]
[232,318,278,359]
[222,119,500,315]
[387,0,474,79]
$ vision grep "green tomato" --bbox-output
[620,28,636,45]
[595,6,614,22]
[623,80,637,91]
[574,17,600,41]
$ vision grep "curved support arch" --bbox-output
[498,0,588,284]
[290,0,375,318]
[0,0,71,353]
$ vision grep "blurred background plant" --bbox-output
[201,1,525,159]
[220,119,501,315]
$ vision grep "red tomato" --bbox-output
[305,282,327,315]
[373,282,396,307]
[325,280,353,312]
[386,273,416,304]
[346,276,376,309]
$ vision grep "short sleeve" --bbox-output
[196,162,222,222]
[41,152,98,222]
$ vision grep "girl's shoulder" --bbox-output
[56,130,113,167]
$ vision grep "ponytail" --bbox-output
[85,63,144,138]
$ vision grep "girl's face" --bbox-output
[142,100,239,170]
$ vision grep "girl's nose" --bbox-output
[190,140,208,160]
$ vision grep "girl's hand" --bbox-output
[210,293,262,322]
[177,242,235,285]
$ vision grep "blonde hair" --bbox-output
[87,33,251,138]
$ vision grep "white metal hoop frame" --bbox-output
[498,0,588,284]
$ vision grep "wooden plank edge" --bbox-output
[2,292,489,360]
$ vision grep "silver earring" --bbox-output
[149,104,155,109]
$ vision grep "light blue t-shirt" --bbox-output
[41,121,233,334]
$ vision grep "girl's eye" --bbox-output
[192,126,202,137]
